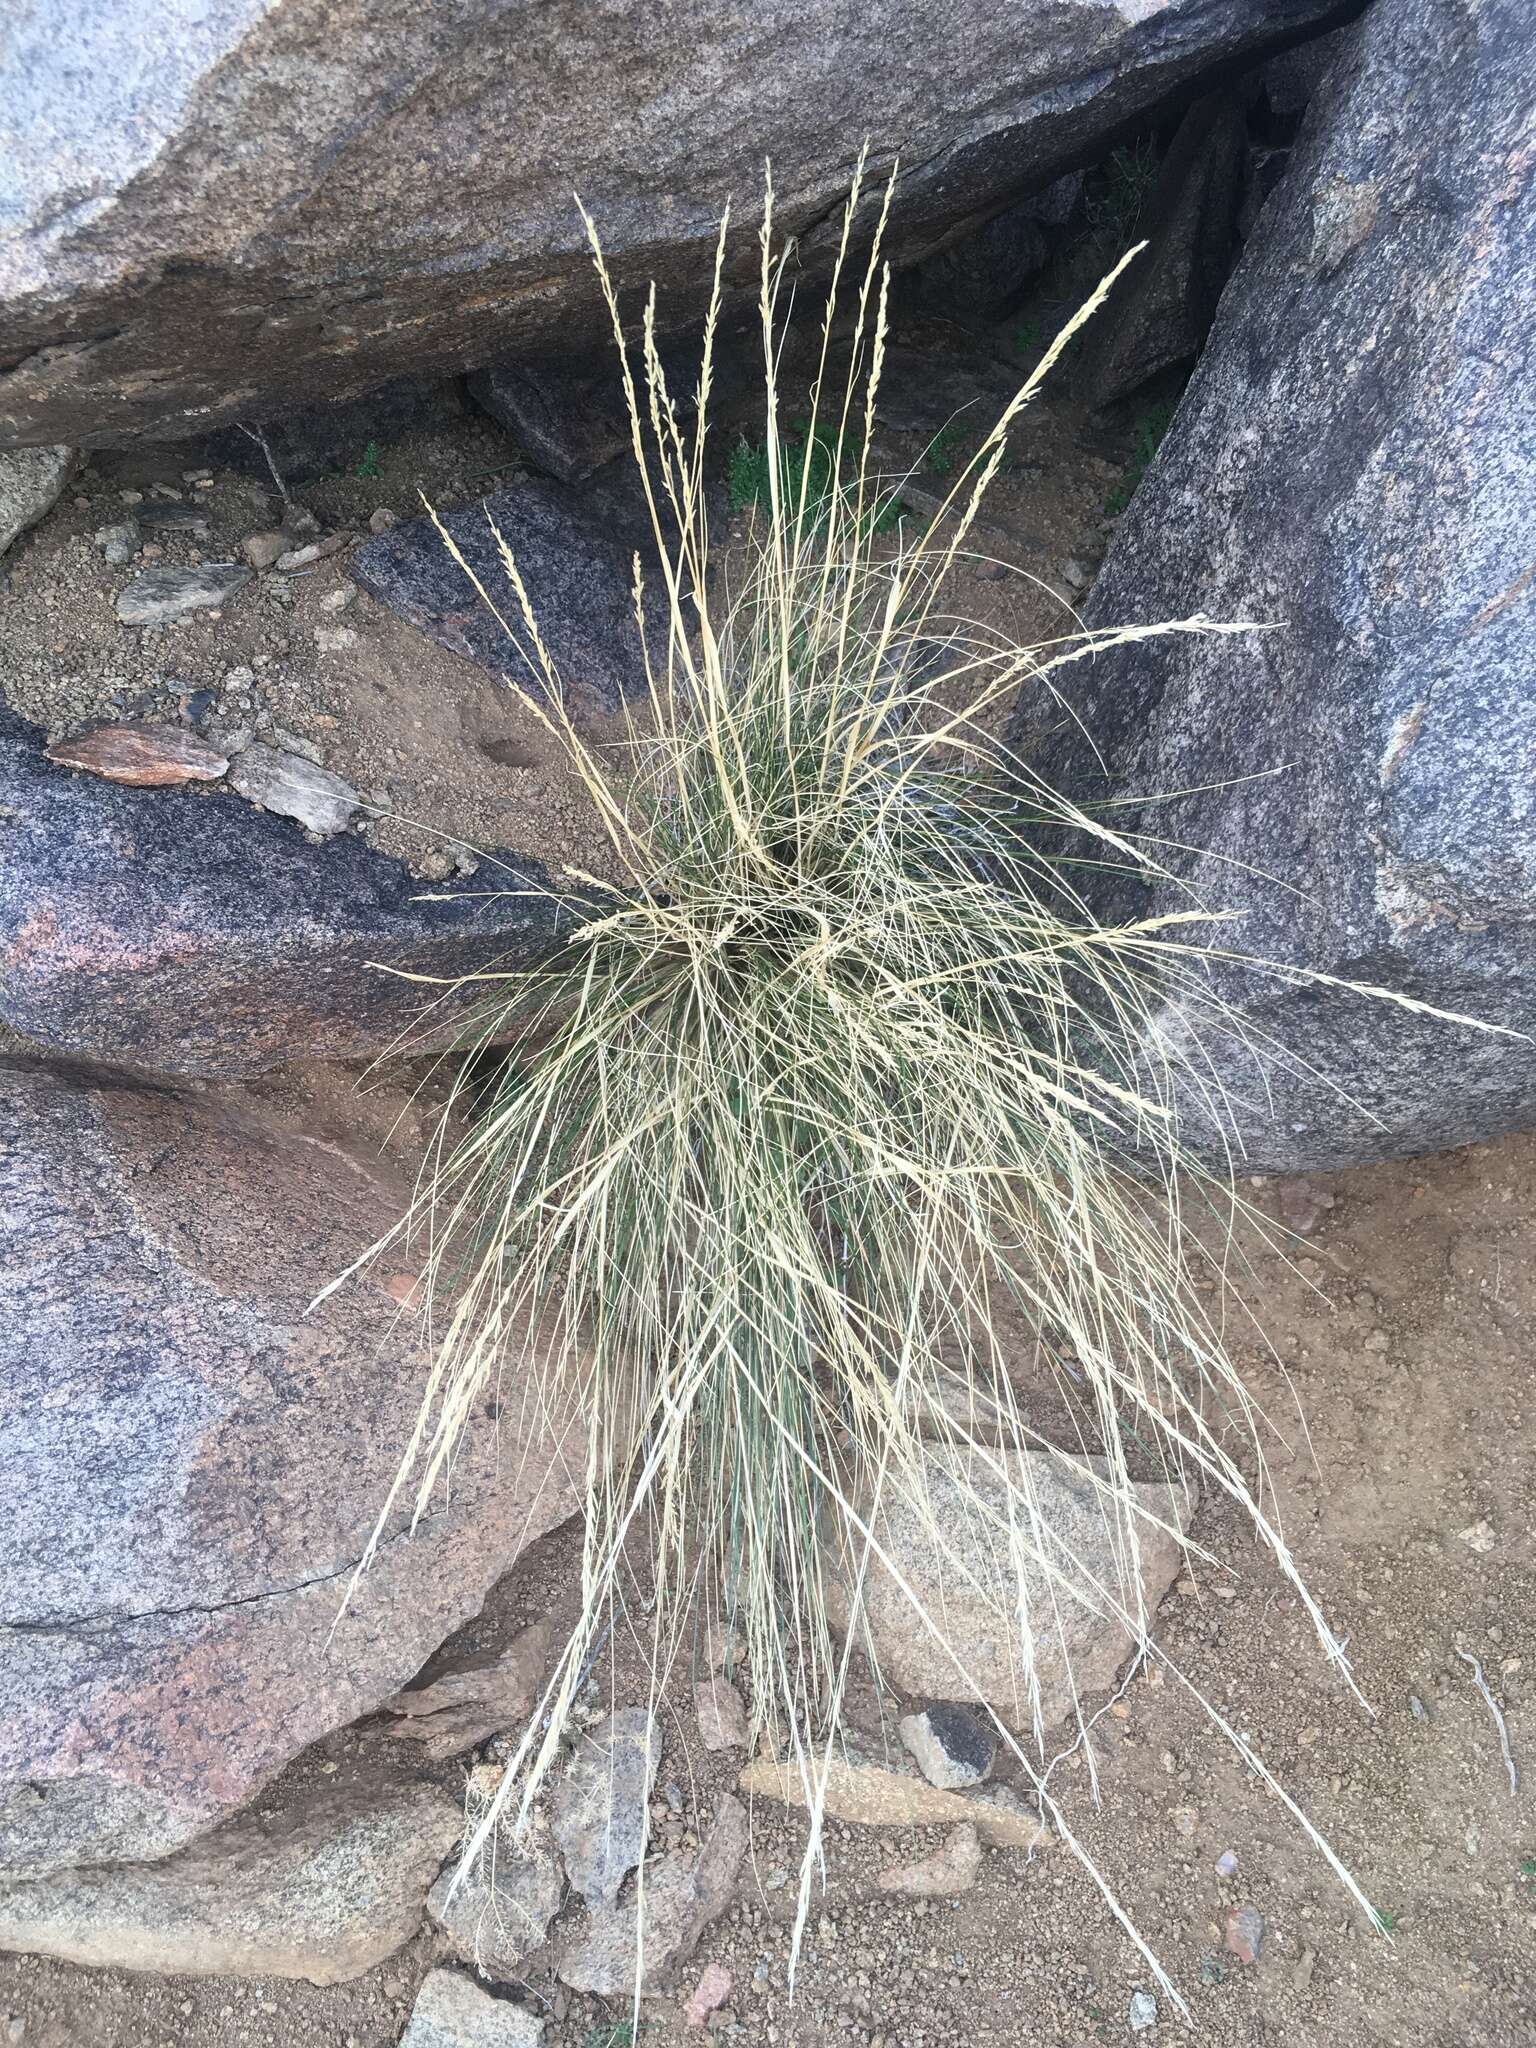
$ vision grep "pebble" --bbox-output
[315,625,359,652]
[369,505,399,533]
[695,1674,750,1751]
[1214,1849,1239,1878]
[1457,1519,1496,1553]
[242,530,286,571]
[1128,1989,1158,2031]
[1293,1945,1317,1990]
[875,1823,982,1899]
[1224,1903,1264,1965]
[684,1963,734,2028]
[93,521,138,566]
[137,501,209,533]
[899,1704,997,1791]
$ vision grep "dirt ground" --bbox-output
[3,1128,1532,2048]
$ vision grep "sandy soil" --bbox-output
[3,1129,1532,2048]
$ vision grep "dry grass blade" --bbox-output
[327,167,1507,2009]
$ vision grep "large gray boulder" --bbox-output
[0,707,580,1077]
[1019,0,1536,1171]
[0,1058,583,1877]
[2,1,1345,448]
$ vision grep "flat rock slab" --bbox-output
[825,1447,1189,1730]
[349,469,661,714]
[0,1059,583,1875]
[1018,0,1536,1170]
[0,2,1343,447]
[0,706,581,1076]
[551,1708,662,1910]
[227,739,360,836]
[428,1829,564,1980]
[875,1822,983,1898]
[114,562,251,623]
[739,1754,1048,1852]
[0,1779,460,1984]
[557,1795,747,1996]
[44,721,228,787]
[400,1968,545,2047]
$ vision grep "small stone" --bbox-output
[1224,1902,1264,1964]
[551,1707,661,1909]
[242,530,286,570]
[115,562,250,624]
[1293,1945,1317,1990]
[695,1676,749,1751]
[1060,558,1089,590]
[277,542,323,570]
[227,742,360,836]
[738,1753,1047,1852]
[1277,1177,1335,1235]
[387,1616,556,1760]
[1128,1989,1158,2031]
[1214,1849,1239,1878]
[320,586,356,612]
[684,1962,734,2028]
[1457,1519,1496,1554]
[400,1969,543,2046]
[45,722,228,789]
[138,502,210,534]
[1170,1805,1198,1838]
[93,521,138,566]
[898,1705,996,1791]
[875,1823,981,1899]
[6,2018,24,2044]
[369,506,398,533]
[315,625,358,652]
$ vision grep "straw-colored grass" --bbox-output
[327,156,1507,2009]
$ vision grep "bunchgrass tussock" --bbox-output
[325,154,1510,2008]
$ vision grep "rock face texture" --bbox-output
[2,0,1347,448]
[0,708,577,1076]
[1020,0,1536,1170]
[0,444,77,554]
[0,1059,583,1876]
[0,1778,461,1983]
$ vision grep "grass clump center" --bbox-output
[330,155,1504,2007]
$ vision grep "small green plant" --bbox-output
[583,2024,638,2048]
[355,439,382,479]
[1013,316,1045,359]
[924,420,966,475]
[729,420,902,531]
[1372,1907,1400,1935]
[1084,139,1159,256]
[1520,1857,1536,1883]
[1105,397,1178,515]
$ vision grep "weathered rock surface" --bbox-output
[1019,0,1536,1171]
[0,1059,583,1875]
[556,1795,747,1996]
[349,469,663,712]
[0,1779,460,1983]
[0,707,579,1076]
[466,361,632,487]
[551,1709,662,1911]
[738,1753,1048,1851]
[429,1827,564,1979]
[226,740,360,836]
[1077,89,1250,407]
[401,1969,545,2047]
[825,1449,1189,1729]
[0,444,76,554]
[43,722,228,787]
[2,2,1350,449]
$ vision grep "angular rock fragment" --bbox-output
[44,721,228,788]
[115,562,251,623]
